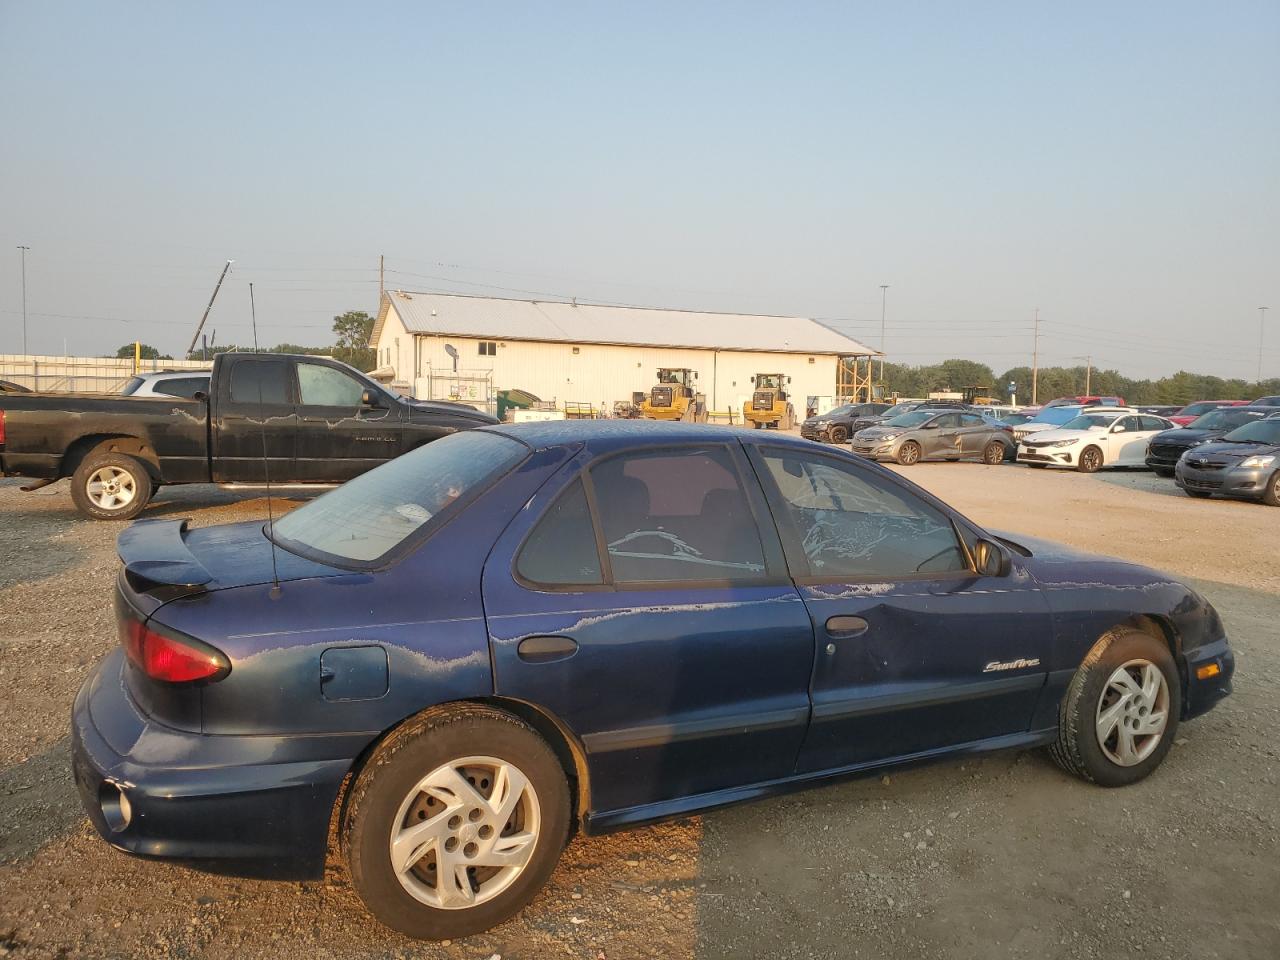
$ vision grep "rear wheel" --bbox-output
[896,441,921,466]
[345,704,570,941]
[70,451,153,521]
[982,441,1006,465]
[1048,629,1180,787]
[828,425,848,444]
[1077,446,1103,473]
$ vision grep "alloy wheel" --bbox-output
[389,756,541,910]
[1095,659,1169,766]
[86,466,137,511]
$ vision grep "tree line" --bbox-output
[879,358,1280,406]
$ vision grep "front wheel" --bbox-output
[828,425,848,444]
[70,451,153,521]
[1048,628,1181,787]
[982,441,1006,465]
[896,441,921,466]
[345,704,570,940]
[1077,446,1103,473]
[1262,472,1280,507]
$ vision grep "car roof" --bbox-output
[487,418,818,452]
[135,369,211,379]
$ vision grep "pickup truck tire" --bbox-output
[71,451,153,521]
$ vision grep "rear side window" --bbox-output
[516,479,603,586]
[590,447,766,583]
[273,431,525,564]
[154,376,209,399]
[229,360,290,405]
[960,414,985,427]
[761,451,967,579]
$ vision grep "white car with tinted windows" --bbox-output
[1018,411,1176,473]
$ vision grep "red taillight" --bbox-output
[117,604,229,684]
[0,409,6,445]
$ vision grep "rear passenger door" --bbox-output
[481,442,816,817]
[957,413,991,457]
[212,358,297,482]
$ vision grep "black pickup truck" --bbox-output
[0,352,497,520]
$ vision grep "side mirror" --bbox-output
[974,539,1008,578]
[361,389,384,408]
[192,390,209,403]
[1112,425,1126,433]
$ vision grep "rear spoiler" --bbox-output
[116,519,212,593]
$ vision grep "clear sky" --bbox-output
[1,1,1276,379]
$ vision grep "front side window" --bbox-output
[273,431,525,564]
[590,447,766,583]
[1114,416,1142,432]
[229,360,289,405]
[761,451,967,579]
[297,362,365,407]
[516,479,603,586]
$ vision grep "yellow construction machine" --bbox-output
[639,368,707,422]
[742,373,796,429]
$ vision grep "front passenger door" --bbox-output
[749,446,1053,774]
[1107,415,1148,465]
[294,360,402,482]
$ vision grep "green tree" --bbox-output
[114,343,172,360]
[332,310,374,349]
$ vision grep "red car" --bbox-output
[1041,395,1126,409]
[1169,400,1249,427]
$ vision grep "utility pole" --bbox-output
[379,254,385,298]
[1259,305,1269,386]
[186,260,234,358]
[878,284,889,384]
[1031,307,1040,405]
[16,245,30,354]
[1083,355,1092,395]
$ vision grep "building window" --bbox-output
[572,346,580,355]
[808,357,816,364]
[478,341,497,357]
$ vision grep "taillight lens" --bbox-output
[117,602,229,684]
[0,409,6,445]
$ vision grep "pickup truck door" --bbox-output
[292,359,403,483]
[212,358,298,483]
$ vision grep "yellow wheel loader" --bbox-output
[742,373,796,429]
[639,368,707,422]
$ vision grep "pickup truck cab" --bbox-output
[0,352,498,519]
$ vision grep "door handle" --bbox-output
[517,635,579,663]
[825,616,869,639]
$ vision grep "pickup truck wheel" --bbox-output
[345,703,570,940]
[71,452,153,521]
[827,425,848,444]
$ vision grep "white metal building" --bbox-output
[369,291,877,414]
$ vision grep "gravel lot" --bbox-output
[1,459,1277,960]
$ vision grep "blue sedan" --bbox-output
[71,421,1234,939]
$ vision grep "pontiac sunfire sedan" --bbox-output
[72,421,1235,939]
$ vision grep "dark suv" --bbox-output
[1146,407,1273,477]
[800,402,891,443]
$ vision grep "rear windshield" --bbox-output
[272,431,526,564]
[1223,420,1280,445]
[121,377,144,395]
[883,411,934,428]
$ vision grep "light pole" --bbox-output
[1260,306,1270,384]
[17,245,30,354]
[1071,355,1092,395]
[878,284,889,384]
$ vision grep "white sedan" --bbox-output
[1018,412,1176,473]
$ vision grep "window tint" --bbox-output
[932,414,960,428]
[590,447,766,582]
[959,413,985,427]
[297,362,365,407]
[1116,416,1142,432]
[229,360,290,405]
[761,452,967,579]
[517,479,603,586]
[154,376,208,399]
[1140,416,1169,432]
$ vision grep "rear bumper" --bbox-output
[0,452,59,479]
[71,650,357,868]
[1182,636,1235,720]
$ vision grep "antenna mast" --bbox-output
[249,281,282,597]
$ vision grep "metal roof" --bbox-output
[373,291,877,356]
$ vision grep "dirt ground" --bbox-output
[0,457,1277,960]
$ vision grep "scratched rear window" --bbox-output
[272,431,525,564]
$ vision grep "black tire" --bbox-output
[1048,629,1181,788]
[828,425,848,444]
[1077,445,1103,474]
[1262,472,1280,507]
[70,450,153,521]
[1184,489,1212,499]
[1153,467,1175,478]
[982,441,1006,465]
[345,703,571,940]
[896,441,921,466]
